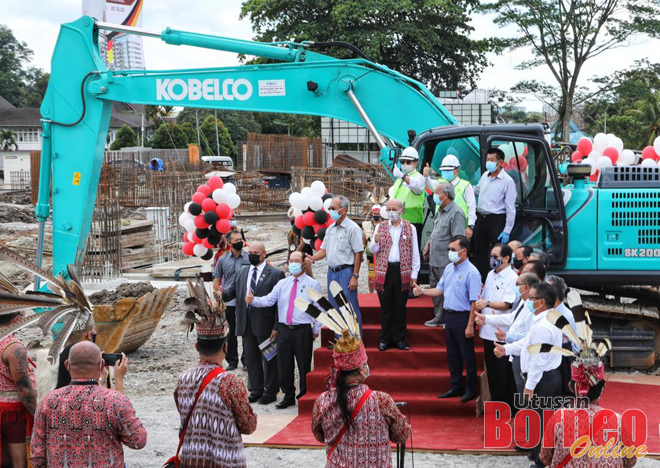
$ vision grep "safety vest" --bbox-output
[392,170,425,224]
[434,177,470,225]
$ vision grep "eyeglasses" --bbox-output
[490,255,500,260]
[528,296,539,301]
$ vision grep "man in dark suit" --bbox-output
[223,241,285,405]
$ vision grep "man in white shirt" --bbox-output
[369,199,420,351]
[247,252,322,409]
[495,282,562,468]
[391,147,426,240]
[546,275,579,396]
[473,147,517,280]
[475,243,517,408]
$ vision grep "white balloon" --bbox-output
[381,208,390,220]
[184,219,196,232]
[587,150,601,162]
[301,187,313,199]
[596,156,613,170]
[611,137,624,153]
[309,196,323,211]
[227,193,241,209]
[582,158,597,175]
[223,182,237,195]
[184,202,192,213]
[499,143,514,163]
[618,149,635,166]
[654,136,660,156]
[293,207,304,217]
[178,212,187,227]
[289,192,301,207]
[641,158,656,168]
[212,189,226,204]
[310,180,326,197]
[605,133,618,149]
[388,186,395,199]
[302,237,311,245]
[193,244,208,257]
[593,133,608,152]
[322,198,332,211]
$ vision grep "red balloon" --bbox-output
[314,238,323,251]
[303,211,316,226]
[325,219,334,228]
[194,215,209,229]
[191,232,203,244]
[182,242,195,255]
[294,216,306,230]
[216,219,231,234]
[201,198,217,213]
[510,156,528,172]
[642,146,658,161]
[521,145,529,158]
[197,185,212,196]
[208,176,224,190]
[215,203,231,219]
[191,192,206,204]
[576,137,593,156]
[202,238,214,249]
[603,147,619,164]
[571,151,583,163]
[501,161,510,171]
[313,223,323,234]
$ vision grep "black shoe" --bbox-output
[226,364,238,371]
[296,391,306,400]
[395,341,410,351]
[460,391,477,403]
[258,395,276,405]
[248,394,262,403]
[514,445,530,453]
[378,343,389,352]
[437,389,464,399]
[275,400,296,409]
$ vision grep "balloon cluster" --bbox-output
[178,176,242,260]
[289,180,334,251]
[571,134,660,177]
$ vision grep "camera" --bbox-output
[102,353,123,367]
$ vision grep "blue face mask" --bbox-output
[486,161,498,173]
[514,285,522,299]
[441,170,455,181]
[329,209,341,221]
[230,220,237,227]
[433,194,441,206]
[526,299,536,313]
[288,262,302,275]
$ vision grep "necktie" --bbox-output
[285,278,298,325]
[247,267,258,313]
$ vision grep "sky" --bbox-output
[1,0,658,112]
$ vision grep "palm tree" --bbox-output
[626,92,660,146]
[144,105,174,130]
[0,130,18,151]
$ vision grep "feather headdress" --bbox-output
[181,277,228,339]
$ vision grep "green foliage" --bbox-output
[626,92,660,146]
[144,105,174,129]
[0,24,37,107]
[109,125,138,150]
[199,115,236,158]
[240,0,501,94]
[254,112,319,138]
[150,123,189,149]
[20,68,49,108]
[0,129,17,151]
[177,108,263,143]
[179,122,197,145]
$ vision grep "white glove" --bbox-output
[392,166,404,179]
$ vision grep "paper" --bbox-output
[259,336,278,361]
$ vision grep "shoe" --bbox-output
[514,445,530,453]
[378,343,389,352]
[296,391,306,400]
[460,391,477,402]
[437,389,464,399]
[226,364,238,371]
[275,400,296,409]
[258,395,276,405]
[425,318,444,327]
[395,341,410,351]
[248,394,262,403]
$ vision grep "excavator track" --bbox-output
[579,285,660,320]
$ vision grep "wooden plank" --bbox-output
[119,220,154,233]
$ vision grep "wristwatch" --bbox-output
[487,300,491,308]
[352,273,359,278]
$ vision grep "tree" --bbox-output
[109,125,138,150]
[21,68,49,108]
[481,0,660,142]
[240,0,501,94]
[150,123,189,149]
[0,129,17,151]
[179,122,197,145]
[199,115,237,158]
[255,113,319,138]
[0,24,34,106]
[177,108,263,143]
[144,105,174,129]
[626,92,660,146]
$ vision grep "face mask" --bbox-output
[433,194,441,205]
[248,253,262,266]
[441,170,455,181]
[401,163,415,174]
[526,299,536,314]
[389,211,401,223]
[372,215,381,222]
[329,209,341,221]
[288,262,302,275]
[490,256,502,270]
[486,161,498,173]
[232,241,244,251]
[448,250,461,263]
[513,257,524,269]
[230,220,237,227]
[514,285,524,299]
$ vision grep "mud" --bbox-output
[89,281,156,305]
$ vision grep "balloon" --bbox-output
[605,134,617,148]
[311,180,326,197]
[292,224,301,236]
[618,149,635,166]
[184,219,196,233]
[294,216,306,230]
[388,186,395,199]
[309,196,323,211]
[193,244,208,257]
[301,225,315,240]
[314,210,329,225]
[289,192,302,208]
[317,227,327,241]
[582,158,597,175]
[191,192,206,205]
[593,133,608,152]
[596,156,613,170]
[195,227,209,239]
[302,237,311,245]
[203,211,218,225]
[654,136,660,156]
[183,232,191,243]
[194,215,209,229]
[499,143,515,163]
[641,146,658,161]
[509,156,528,172]
[321,193,334,202]
[223,182,237,195]
[303,211,316,226]
[212,189,226,204]
[215,203,231,219]
[513,142,526,157]
[178,212,189,227]
[207,233,221,246]
[576,138,593,156]
[571,151,583,163]
[602,147,618,164]
[313,223,324,234]
[322,198,332,211]
[197,185,212,196]
[191,232,203,244]
[201,250,214,261]
[611,137,624,154]
[314,238,323,250]
[201,198,216,213]
[208,176,224,190]
[587,150,601,163]
[292,207,303,218]
[184,201,192,213]
[301,187,313,199]
[202,238,215,249]
[226,193,241,210]
[641,158,656,168]
[182,243,195,256]
[215,219,231,234]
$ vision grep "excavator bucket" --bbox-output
[93,286,176,354]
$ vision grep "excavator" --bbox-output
[35,16,659,366]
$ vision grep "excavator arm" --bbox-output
[38,16,464,279]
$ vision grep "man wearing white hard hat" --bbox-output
[391,147,426,240]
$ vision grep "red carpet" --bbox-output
[265,294,660,454]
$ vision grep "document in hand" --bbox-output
[259,336,277,361]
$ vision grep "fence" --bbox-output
[8,170,30,190]
[242,133,324,172]
[233,172,289,211]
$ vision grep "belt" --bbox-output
[280,323,311,330]
[477,211,506,218]
[521,367,560,380]
[329,264,353,272]
[388,262,400,267]
[444,309,469,314]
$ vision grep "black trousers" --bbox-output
[483,339,516,409]
[445,311,478,393]
[377,263,409,345]
[243,318,279,399]
[224,306,246,368]
[277,324,314,402]
[412,223,423,244]
[559,340,575,396]
[474,213,507,281]
[529,368,561,466]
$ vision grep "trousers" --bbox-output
[445,310,477,393]
[483,339,516,409]
[276,324,313,402]
[377,263,409,345]
[243,317,279,398]
[327,266,363,335]
[429,265,446,322]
